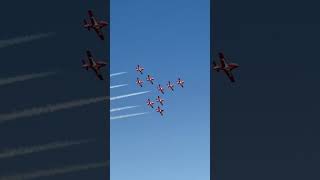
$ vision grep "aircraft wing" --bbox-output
[93,69,103,80]
[96,61,107,66]
[225,71,235,82]
[94,29,104,40]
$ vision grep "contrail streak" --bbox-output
[0,139,94,159]
[110,84,128,89]
[0,162,108,180]
[0,72,56,86]
[110,91,150,100]
[110,72,127,77]
[111,112,149,120]
[110,106,139,112]
[0,32,55,49]
[0,91,149,124]
[0,96,108,124]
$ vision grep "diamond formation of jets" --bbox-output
[156,96,164,106]
[135,66,185,116]
[213,52,239,82]
[146,99,155,108]
[83,10,108,40]
[135,65,144,74]
[156,106,164,116]
[82,50,107,80]
[146,75,155,84]
[167,81,174,91]
[136,78,143,87]
[177,78,184,88]
[157,84,165,94]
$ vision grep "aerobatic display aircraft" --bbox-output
[82,50,107,80]
[157,84,165,94]
[156,106,164,116]
[136,78,143,87]
[83,10,108,40]
[213,52,239,82]
[147,99,155,108]
[177,78,184,88]
[167,81,174,91]
[156,96,164,106]
[135,65,144,74]
[146,75,155,84]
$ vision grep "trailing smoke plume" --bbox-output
[0,91,149,124]
[0,139,94,159]
[0,32,55,49]
[0,72,56,86]
[111,112,149,120]
[0,162,108,180]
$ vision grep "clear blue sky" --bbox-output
[110,0,210,179]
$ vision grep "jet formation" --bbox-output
[135,65,185,116]
[81,10,108,80]
[213,52,239,82]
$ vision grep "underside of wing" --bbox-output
[225,71,235,82]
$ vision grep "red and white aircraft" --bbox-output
[135,65,144,74]
[177,78,184,88]
[157,84,165,94]
[83,10,108,40]
[167,81,174,91]
[146,75,155,84]
[82,50,107,80]
[156,106,164,116]
[146,99,155,108]
[156,96,164,106]
[136,78,143,87]
[213,52,239,82]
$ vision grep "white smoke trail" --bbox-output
[0,139,94,159]
[0,162,108,180]
[0,91,149,124]
[110,106,139,112]
[0,72,56,86]
[110,91,150,100]
[110,84,128,89]
[111,112,149,120]
[110,72,127,77]
[0,96,108,124]
[0,32,55,49]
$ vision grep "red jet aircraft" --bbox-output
[177,78,184,88]
[156,106,164,116]
[135,65,144,74]
[147,99,155,108]
[146,75,155,84]
[156,96,164,106]
[83,10,108,40]
[136,78,143,87]
[157,84,165,94]
[82,50,107,80]
[213,52,239,82]
[167,81,174,91]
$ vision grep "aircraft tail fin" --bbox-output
[82,60,89,70]
[84,19,90,30]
